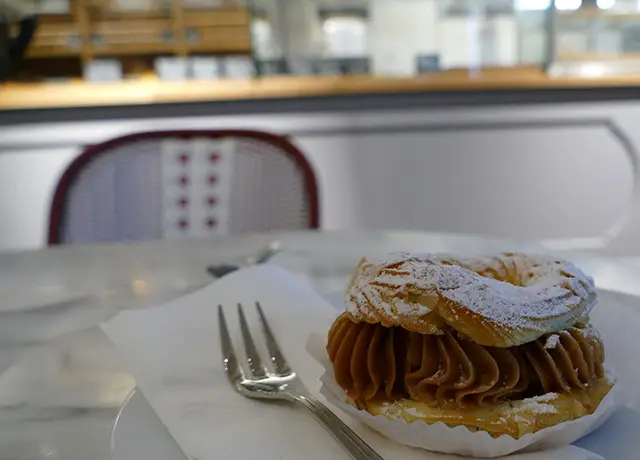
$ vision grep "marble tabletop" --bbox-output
[1,231,639,460]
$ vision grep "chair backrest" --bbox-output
[48,130,319,245]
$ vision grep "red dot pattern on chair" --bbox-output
[57,134,314,244]
[173,147,193,233]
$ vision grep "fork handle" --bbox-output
[296,395,386,460]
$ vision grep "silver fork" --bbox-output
[218,302,385,460]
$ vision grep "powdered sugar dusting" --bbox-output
[346,253,434,319]
[437,266,590,336]
[511,393,559,415]
[345,252,597,345]
[378,400,404,419]
[526,393,558,403]
[393,298,422,315]
[377,392,559,423]
[544,334,560,349]
[405,406,425,418]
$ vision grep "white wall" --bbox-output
[373,2,523,71]
[0,147,80,250]
[487,16,519,65]
[273,0,325,59]
[517,11,548,64]
[369,0,440,75]
[278,0,526,73]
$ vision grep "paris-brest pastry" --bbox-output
[327,253,613,438]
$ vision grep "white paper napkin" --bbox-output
[101,266,603,460]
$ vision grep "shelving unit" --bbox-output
[21,0,252,78]
[552,8,640,63]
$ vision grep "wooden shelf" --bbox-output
[5,70,640,111]
[23,4,252,65]
[557,52,640,61]
[183,9,250,27]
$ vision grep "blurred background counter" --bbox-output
[6,0,640,109]
[7,0,640,107]
[7,69,640,110]
[5,1,640,254]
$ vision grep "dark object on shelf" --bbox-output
[445,0,513,16]
[0,15,38,82]
[287,58,315,76]
[257,58,287,76]
[316,58,342,75]
[341,58,369,75]
[316,58,370,76]
[621,25,640,54]
[416,54,441,74]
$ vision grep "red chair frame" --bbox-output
[48,129,320,245]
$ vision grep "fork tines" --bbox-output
[219,302,386,459]
[218,302,292,384]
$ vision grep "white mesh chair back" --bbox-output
[48,130,319,245]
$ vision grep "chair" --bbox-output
[48,130,319,245]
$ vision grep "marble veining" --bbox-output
[0,231,629,460]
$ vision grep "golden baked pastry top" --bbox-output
[345,252,597,347]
